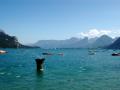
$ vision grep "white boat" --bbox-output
[0,50,7,54]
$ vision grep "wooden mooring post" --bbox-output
[35,58,45,71]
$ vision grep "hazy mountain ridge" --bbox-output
[33,35,116,49]
[0,30,119,49]
[34,37,80,49]
[90,35,114,48]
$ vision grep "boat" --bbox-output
[42,52,53,55]
[111,53,120,56]
[0,50,7,54]
[89,52,96,55]
[88,50,96,55]
[57,53,64,56]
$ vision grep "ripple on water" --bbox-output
[0,72,5,75]
[16,75,21,78]
[1,48,120,90]
[7,73,12,75]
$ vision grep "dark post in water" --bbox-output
[35,58,45,71]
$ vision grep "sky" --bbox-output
[0,0,120,44]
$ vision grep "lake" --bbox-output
[0,48,120,90]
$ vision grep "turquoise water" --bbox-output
[0,48,120,90]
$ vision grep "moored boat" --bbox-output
[89,52,96,55]
[0,50,7,54]
[42,52,53,55]
[57,53,64,56]
[111,53,120,56]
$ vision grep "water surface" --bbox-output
[0,48,120,90]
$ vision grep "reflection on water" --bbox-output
[36,70,44,77]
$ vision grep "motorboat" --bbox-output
[89,52,96,55]
[0,50,7,54]
[42,52,53,55]
[111,53,120,56]
[88,50,96,55]
[57,53,64,56]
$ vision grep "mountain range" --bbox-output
[32,35,117,49]
[0,30,120,49]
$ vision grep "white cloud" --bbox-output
[110,31,120,38]
[77,29,114,38]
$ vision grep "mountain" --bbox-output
[88,37,98,44]
[91,35,113,48]
[34,40,60,49]
[33,37,80,49]
[33,37,90,49]
[57,37,80,48]
[0,30,33,48]
[70,37,89,48]
[107,37,120,49]
[33,35,115,49]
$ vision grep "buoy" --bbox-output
[35,58,45,71]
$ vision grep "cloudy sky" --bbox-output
[0,0,120,44]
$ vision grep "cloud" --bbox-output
[110,31,120,38]
[77,29,113,38]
